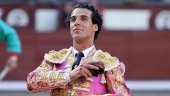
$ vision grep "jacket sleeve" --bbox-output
[0,20,22,53]
[90,93,122,96]
[27,59,70,93]
[104,62,132,96]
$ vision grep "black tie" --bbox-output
[72,52,84,70]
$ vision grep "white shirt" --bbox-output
[64,45,95,84]
[73,45,95,59]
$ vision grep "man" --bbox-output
[27,4,132,96]
[0,19,22,79]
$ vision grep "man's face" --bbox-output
[70,8,98,42]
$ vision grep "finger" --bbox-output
[80,65,92,77]
[87,61,96,65]
[83,64,99,70]
[80,67,89,78]
[87,61,99,67]
[97,61,104,68]
[88,61,104,68]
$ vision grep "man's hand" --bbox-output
[69,61,104,80]
[88,61,104,77]
[5,56,18,71]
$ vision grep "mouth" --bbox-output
[73,29,83,34]
[73,29,82,31]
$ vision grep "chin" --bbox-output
[74,37,84,42]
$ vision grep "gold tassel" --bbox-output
[101,73,106,84]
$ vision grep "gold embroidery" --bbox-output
[73,78,91,91]
[60,49,68,56]
[70,90,88,96]
[48,50,63,61]
[94,50,120,71]
[67,54,74,67]
[51,88,67,96]
[81,93,88,96]
[71,90,79,96]
[49,71,57,79]
[35,76,41,81]
[57,71,65,80]
[101,74,106,83]
[45,48,72,64]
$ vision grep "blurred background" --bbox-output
[0,0,170,96]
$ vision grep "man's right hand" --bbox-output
[69,62,100,80]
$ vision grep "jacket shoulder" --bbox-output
[44,47,72,64]
[93,50,120,71]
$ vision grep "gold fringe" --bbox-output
[101,74,106,84]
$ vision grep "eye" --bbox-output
[70,17,76,22]
[81,17,87,21]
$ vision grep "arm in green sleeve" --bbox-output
[0,19,22,53]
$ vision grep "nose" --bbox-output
[74,18,80,26]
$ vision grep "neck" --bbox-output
[73,40,93,51]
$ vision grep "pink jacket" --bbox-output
[27,47,132,96]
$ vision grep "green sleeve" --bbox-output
[0,19,22,53]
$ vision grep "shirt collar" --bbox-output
[73,45,95,58]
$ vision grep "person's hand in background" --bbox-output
[6,55,18,71]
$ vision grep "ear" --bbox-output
[93,24,98,32]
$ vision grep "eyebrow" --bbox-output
[70,15,89,18]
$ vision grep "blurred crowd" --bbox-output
[0,0,170,5]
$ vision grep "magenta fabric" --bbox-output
[88,75,106,94]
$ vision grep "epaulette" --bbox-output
[44,47,72,64]
[93,50,120,71]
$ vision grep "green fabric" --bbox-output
[0,19,22,53]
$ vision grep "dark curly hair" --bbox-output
[65,3,103,41]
